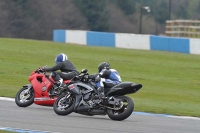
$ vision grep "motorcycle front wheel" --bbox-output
[107,96,134,121]
[15,86,34,107]
[53,94,75,116]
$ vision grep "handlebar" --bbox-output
[74,71,97,83]
[36,68,45,74]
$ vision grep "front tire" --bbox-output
[107,96,134,121]
[53,94,75,116]
[15,87,34,107]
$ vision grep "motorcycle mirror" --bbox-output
[81,69,88,73]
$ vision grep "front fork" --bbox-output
[23,84,33,97]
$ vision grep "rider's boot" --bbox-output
[54,78,66,94]
[97,87,105,99]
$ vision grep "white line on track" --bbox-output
[0,126,60,133]
[133,111,200,121]
[0,97,15,101]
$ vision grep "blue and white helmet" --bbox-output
[55,53,68,64]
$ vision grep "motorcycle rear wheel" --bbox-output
[53,94,75,116]
[15,87,34,107]
[107,96,134,121]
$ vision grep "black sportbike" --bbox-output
[53,69,142,121]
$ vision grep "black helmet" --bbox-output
[98,62,110,72]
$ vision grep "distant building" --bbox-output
[165,20,200,38]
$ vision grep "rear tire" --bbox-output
[15,87,34,107]
[53,94,75,116]
[107,96,134,121]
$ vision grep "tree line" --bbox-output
[0,0,199,40]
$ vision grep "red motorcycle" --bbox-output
[15,68,71,107]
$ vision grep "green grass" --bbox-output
[0,130,17,133]
[0,130,16,133]
[0,38,200,117]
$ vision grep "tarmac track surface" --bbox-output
[0,100,200,133]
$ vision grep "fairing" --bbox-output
[27,71,70,106]
[106,82,142,96]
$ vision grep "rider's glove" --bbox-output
[38,67,45,73]
[81,69,88,73]
[95,75,101,82]
[42,66,47,71]
[84,75,89,79]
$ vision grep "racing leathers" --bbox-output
[95,69,122,98]
[44,60,79,89]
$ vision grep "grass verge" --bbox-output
[0,38,200,117]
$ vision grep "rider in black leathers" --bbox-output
[43,53,79,92]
